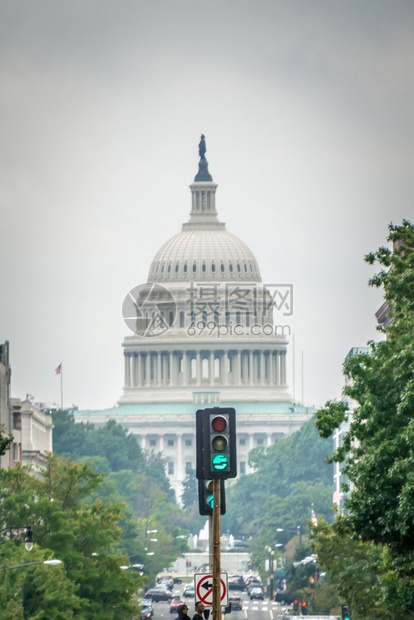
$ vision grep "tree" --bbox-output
[0,456,140,618]
[0,424,12,457]
[314,220,414,616]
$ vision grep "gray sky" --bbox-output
[1,1,412,410]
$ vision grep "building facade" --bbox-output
[73,140,314,499]
[1,341,53,470]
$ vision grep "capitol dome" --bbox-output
[148,228,261,283]
[148,140,261,284]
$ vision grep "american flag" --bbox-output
[311,505,318,527]
[55,363,62,375]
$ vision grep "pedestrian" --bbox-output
[175,604,191,620]
[193,601,209,620]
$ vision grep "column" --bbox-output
[249,351,254,385]
[236,350,241,386]
[146,353,150,386]
[209,352,215,385]
[159,435,165,451]
[222,351,228,385]
[132,354,137,387]
[268,351,274,385]
[137,353,142,387]
[157,353,162,386]
[281,351,287,385]
[267,433,272,447]
[125,353,131,387]
[169,352,173,385]
[260,351,265,385]
[249,433,254,451]
[183,351,189,385]
[196,351,202,385]
[141,434,147,450]
[275,351,280,385]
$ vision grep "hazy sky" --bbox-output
[1,1,412,410]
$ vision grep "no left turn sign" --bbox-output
[194,573,228,608]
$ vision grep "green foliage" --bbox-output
[0,423,12,457]
[221,418,333,582]
[313,220,414,617]
[0,456,139,618]
[51,410,189,583]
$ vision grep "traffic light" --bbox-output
[341,605,351,619]
[301,600,308,615]
[293,600,299,613]
[196,407,237,480]
[198,479,226,515]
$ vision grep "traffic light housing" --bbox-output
[198,479,226,515]
[293,600,299,613]
[341,605,351,619]
[301,600,308,615]
[196,407,237,480]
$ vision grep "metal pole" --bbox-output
[212,478,221,620]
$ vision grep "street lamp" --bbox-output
[4,559,62,571]
[0,526,34,552]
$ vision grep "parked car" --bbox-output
[274,591,294,605]
[229,595,242,611]
[250,587,264,600]
[144,586,173,602]
[170,596,184,613]
[183,584,195,598]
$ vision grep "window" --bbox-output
[149,439,156,447]
[191,358,197,378]
[168,462,174,475]
[257,438,264,446]
[202,310,207,325]
[180,311,185,327]
[239,438,246,446]
[240,461,246,474]
[192,262,197,273]
[169,311,174,326]
[212,263,216,272]
[229,263,233,272]
[175,263,179,273]
[185,439,192,447]
[202,262,206,273]
[185,462,193,474]
[214,310,219,326]
[168,439,174,447]
[184,263,188,273]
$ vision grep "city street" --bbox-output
[148,586,288,620]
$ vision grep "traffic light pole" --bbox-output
[212,478,221,620]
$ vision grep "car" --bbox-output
[183,584,195,598]
[228,575,245,591]
[144,586,173,602]
[250,587,264,600]
[170,596,184,613]
[247,580,263,595]
[274,591,294,605]
[138,600,154,620]
[229,595,242,611]
[158,578,174,590]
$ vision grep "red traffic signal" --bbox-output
[301,600,308,615]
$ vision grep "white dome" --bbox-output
[148,228,262,283]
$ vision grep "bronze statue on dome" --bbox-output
[198,134,207,159]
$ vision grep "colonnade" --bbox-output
[124,348,287,388]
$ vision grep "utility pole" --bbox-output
[212,478,221,620]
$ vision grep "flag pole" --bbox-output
[60,362,63,409]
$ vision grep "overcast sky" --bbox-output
[1,0,412,410]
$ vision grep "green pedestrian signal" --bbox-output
[212,454,229,470]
